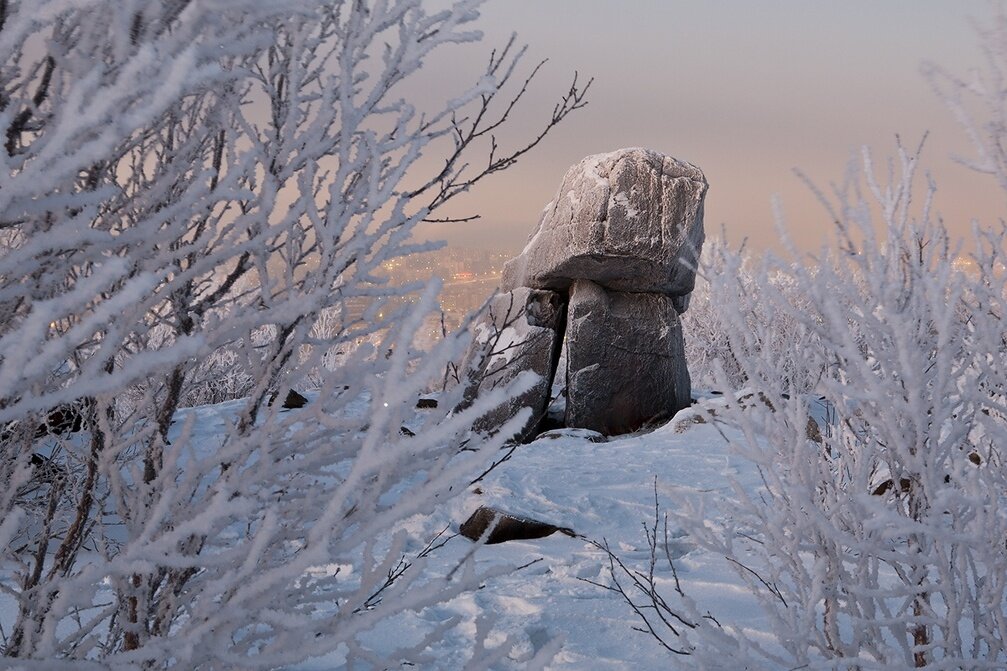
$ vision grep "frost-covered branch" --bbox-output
[668,140,1007,669]
[0,0,588,667]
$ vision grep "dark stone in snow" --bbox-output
[460,506,575,544]
[482,148,707,437]
[34,400,93,438]
[269,389,308,409]
[415,397,438,409]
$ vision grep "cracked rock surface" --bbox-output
[458,287,565,441]
[564,280,691,435]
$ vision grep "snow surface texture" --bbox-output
[280,395,778,670]
[0,393,765,669]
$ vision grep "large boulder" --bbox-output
[459,287,565,441]
[565,279,691,435]
[502,148,707,297]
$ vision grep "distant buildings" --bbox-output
[373,247,510,339]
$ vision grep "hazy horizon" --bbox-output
[411,1,999,258]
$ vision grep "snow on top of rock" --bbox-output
[580,152,609,189]
[572,147,707,188]
[611,191,638,220]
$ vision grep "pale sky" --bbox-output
[410,1,1000,256]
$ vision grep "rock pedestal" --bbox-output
[461,148,706,438]
[565,280,690,435]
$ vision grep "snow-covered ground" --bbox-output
[287,396,774,669]
[0,393,801,669]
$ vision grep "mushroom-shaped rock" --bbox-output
[502,148,707,297]
[564,279,691,435]
[458,287,566,441]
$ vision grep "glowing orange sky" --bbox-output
[410,1,1000,257]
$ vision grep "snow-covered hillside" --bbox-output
[0,392,775,669]
[275,394,786,669]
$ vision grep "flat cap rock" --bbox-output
[502,148,707,296]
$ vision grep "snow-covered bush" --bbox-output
[0,0,586,667]
[683,240,824,393]
[679,138,1007,668]
[606,18,1007,668]
[606,139,1007,670]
